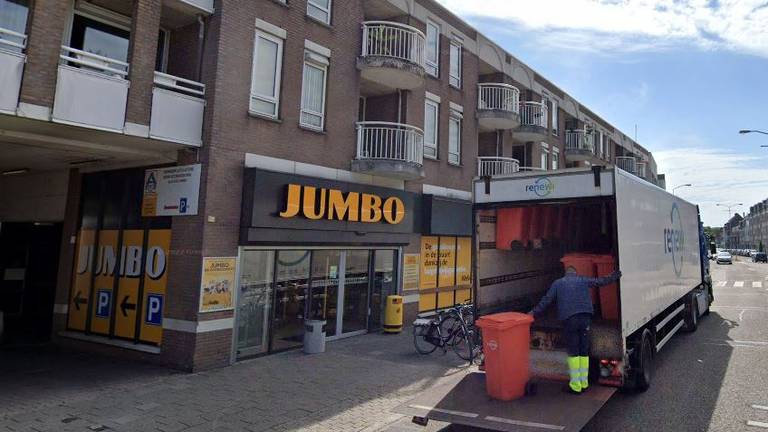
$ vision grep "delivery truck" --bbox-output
[397,166,713,431]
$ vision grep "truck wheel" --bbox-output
[626,329,654,392]
[683,294,699,332]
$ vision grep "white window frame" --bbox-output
[424,97,440,160]
[448,108,462,165]
[307,0,331,25]
[425,20,440,77]
[249,30,284,119]
[598,130,605,158]
[540,143,549,170]
[551,98,558,136]
[449,39,462,88]
[552,148,559,170]
[299,49,329,131]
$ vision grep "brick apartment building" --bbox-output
[723,200,768,251]
[0,0,662,371]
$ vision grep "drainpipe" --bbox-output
[196,15,205,83]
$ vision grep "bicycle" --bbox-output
[413,309,474,361]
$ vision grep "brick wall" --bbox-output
[126,0,162,127]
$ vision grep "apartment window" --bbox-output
[551,99,558,135]
[449,40,462,88]
[598,131,605,157]
[448,108,462,165]
[300,49,329,130]
[424,97,439,159]
[425,20,440,77]
[307,0,331,25]
[69,8,131,64]
[0,0,29,52]
[540,144,549,170]
[552,148,559,170]
[250,31,284,118]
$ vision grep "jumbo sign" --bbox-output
[279,184,406,225]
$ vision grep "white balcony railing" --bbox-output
[477,83,520,113]
[616,156,636,174]
[0,27,26,114]
[361,21,426,68]
[0,27,27,52]
[477,157,520,177]
[356,121,424,165]
[150,72,206,146]
[565,130,595,153]
[636,161,647,178]
[53,46,130,132]
[519,101,548,128]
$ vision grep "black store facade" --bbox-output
[235,168,472,359]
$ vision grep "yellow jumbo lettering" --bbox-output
[382,197,405,224]
[361,193,382,223]
[279,184,301,218]
[328,190,360,221]
[302,186,326,220]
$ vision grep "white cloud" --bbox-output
[437,0,768,57]
[654,147,768,226]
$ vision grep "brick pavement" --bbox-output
[0,331,470,431]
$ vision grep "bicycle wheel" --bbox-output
[413,324,438,355]
[439,314,462,347]
[452,325,475,361]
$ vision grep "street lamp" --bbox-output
[739,129,768,135]
[717,203,743,219]
[672,183,692,195]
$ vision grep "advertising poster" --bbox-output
[142,164,201,217]
[455,237,472,304]
[200,257,237,313]
[419,237,438,311]
[403,254,420,291]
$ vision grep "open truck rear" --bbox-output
[397,167,712,431]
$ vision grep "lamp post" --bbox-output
[672,183,692,196]
[717,203,743,219]
[739,130,768,147]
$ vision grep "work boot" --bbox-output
[567,356,582,393]
[579,356,590,391]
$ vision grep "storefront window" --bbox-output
[236,250,275,358]
[309,250,341,336]
[370,250,396,330]
[342,250,370,334]
[272,250,310,351]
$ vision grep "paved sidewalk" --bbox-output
[0,331,471,431]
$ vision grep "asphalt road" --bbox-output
[414,256,768,432]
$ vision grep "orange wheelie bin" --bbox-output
[476,312,534,401]
[593,255,619,320]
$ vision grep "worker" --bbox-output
[529,266,621,394]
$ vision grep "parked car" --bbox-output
[752,252,767,263]
[716,251,733,264]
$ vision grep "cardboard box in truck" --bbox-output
[397,167,713,432]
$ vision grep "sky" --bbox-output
[437,0,768,227]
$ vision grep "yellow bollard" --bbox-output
[383,295,403,333]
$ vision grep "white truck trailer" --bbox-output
[398,166,713,431]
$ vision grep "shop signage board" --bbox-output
[67,229,171,345]
[199,257,237,313]
[142,164,201,217]
[403,254,420,291]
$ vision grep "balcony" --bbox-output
[476,84,520,132]
[477,156,519,177]
[636,161,647,178]
[53,46,129,132]
[616,156,636,174]
[167,0,214,14]
[358,21,425,91]
[0,27,26,114]
[564,130,595,161]
[351,121,425,180]
[150,72,205,146]
[515,101,548,141]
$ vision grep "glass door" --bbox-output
[272,250,310,351]
[235,250,274,358]
[370,250,396,330]
[341,250,371,335]
[309,250,341,337]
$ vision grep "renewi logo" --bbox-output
[664,203,685,277]
[525,177,555,198]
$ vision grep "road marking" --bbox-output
[484,416,565,430]
[735,281,745,287]
[716,281,727,287]
[409,404,479,418]
[752,405,768,411]
[755,281,763,288]
[740,310,747,322]
[747,420,768,429]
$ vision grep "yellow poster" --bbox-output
[200,257,237,313]
[438,237,457,288]
[403,254,420,291]
[419,237,438,289]
[139,229,171,345]
[114,230,144,339]
[89,230,119,336]
[68,230,95,332]
[456,237,472,287]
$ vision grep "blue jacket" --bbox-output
[532,271,621,320]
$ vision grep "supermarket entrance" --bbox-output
[235,248,397,359]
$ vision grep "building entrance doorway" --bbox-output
[0,222,62,345]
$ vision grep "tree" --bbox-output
[760,241,764,253]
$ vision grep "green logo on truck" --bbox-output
[525,177,555,197]
[664,203,685,277]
